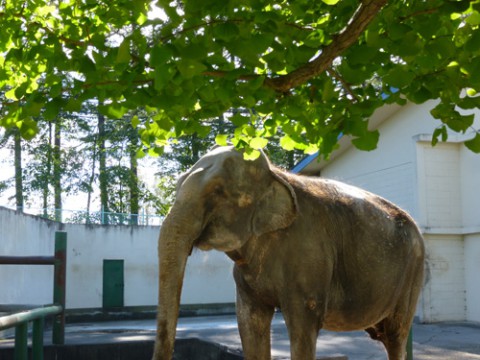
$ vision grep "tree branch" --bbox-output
[327,67,359,102]
[264,0,388,93]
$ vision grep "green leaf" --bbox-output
[99,103,129,119]
[213,22,239,42]
[383,67,415,88]
[466,11,480,26]
[215,134,229,146]
[321,0,340,5]
[136,148,146,159]
[116,39,131,64]
[18,117,38,140]
[176,59,207,78]
[432,125,448,146]
[65,98,82,112]
[131,115,140,129]
[153,64,175,91]
[150,45,173,66]
[322,77,335,102]
[24,99,44,117]
[408,86,432,104]
[438,111,475,133]
[304,30,325,48]
[466,88,477,96]
[280,135,297,151]
[464,132,480,153]
[35,5,56,16]
[5,88,18,100]
[243,148,261,160]
[249,137,268,149]
[465,29,480,54]
[230,113,250,127]
[44,99,63,120]
[351,130,379,151]
[344,116,367,137]
[148,147,162,157]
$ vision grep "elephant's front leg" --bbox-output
[236,284,274,360]
[282,299,324,360]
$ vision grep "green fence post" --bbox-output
[406,327,413,360]
[14,323,28,360]
[52,231,67,345]
[32,317,44,360]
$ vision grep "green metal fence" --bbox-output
[407,327,413,360]
[12,206,164,225]
[0,231,67,360]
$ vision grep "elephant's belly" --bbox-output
[322,308,388,332]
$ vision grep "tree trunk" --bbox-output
[86,136,97,224]
[13,130,23,212]
[190,133,201,164]
[97,104,109,224]
[53,117,62,222]
[129,130,139,225]
[43,122,53,218]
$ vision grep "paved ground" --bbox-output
[1,314,480,359]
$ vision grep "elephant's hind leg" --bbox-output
[365,318,409,360]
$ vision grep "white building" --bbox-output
[293,101,480,323]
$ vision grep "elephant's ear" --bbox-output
[253,171,298,236]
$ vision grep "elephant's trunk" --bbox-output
[152,208,199,360]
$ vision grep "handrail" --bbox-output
[0,305,63,330]
[0,231,67,360]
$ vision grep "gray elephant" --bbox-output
[153,146,425,360]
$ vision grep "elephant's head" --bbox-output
[152,146,297,359]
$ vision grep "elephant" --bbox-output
[152,145,425,360]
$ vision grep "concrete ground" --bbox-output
[1,314,480,359]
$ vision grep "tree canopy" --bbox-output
[1,0,480,158]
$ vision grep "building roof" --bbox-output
[292,103,404,176]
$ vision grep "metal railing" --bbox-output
[0,231,67,360]
[407,327,413,360]
[9,206,164,226]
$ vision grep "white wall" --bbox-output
[416,142,462,230]
[465,234,480,322]
[422,234,466,322]
[460,146,480,229]
[0,207,235,310]
[321,102,434,218]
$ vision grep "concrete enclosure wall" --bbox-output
[0,207,235,310]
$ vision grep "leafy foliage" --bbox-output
[1,0,480,156]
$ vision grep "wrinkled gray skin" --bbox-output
[152,146,425,360]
